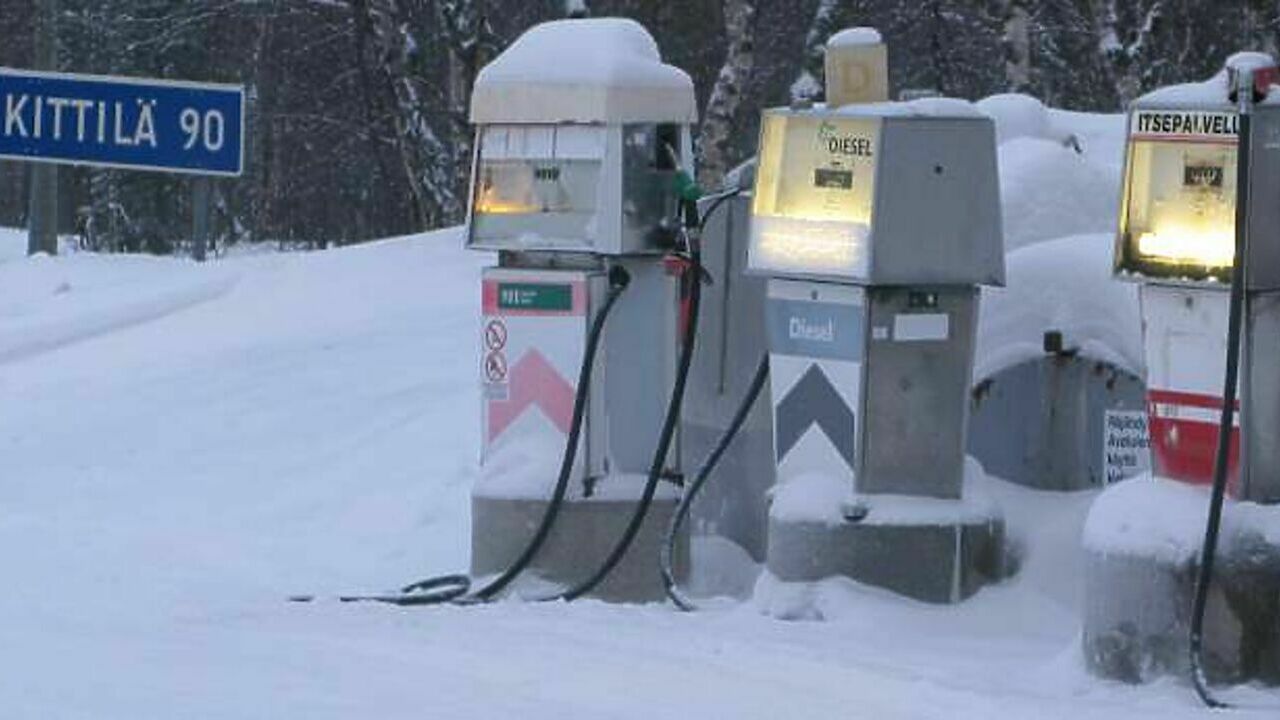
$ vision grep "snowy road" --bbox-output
[2,227,1275,718]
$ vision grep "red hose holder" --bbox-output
[663,255,695,340]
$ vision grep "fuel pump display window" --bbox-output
[472,125,605,249]
[1118,110,1238,282]
[749,113,879,279]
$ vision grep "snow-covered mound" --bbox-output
[981,94,1125,251]
[979,94,1062,145]
[1084,474,1280,564]
[0,251,237,363]
[976,233,1142,380]
[997,137,1121,251]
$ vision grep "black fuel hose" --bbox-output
[550,240,703,602]
[1188,110,1249,710]
[291,266,631,607]
[661,353,769,611]
[543,189,741,602]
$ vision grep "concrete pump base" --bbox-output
[764,512,1006,604]
[470,492,688,604]
[1082,539,1280,685]
[1082,477,1280,685]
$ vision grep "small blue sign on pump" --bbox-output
[0,68,244,176]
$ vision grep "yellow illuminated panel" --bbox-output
[473,160,591,216]
[1119,120,1237,280]
[749,112,878,277]
[470,124,605,248]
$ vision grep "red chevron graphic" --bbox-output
[487,349,575,442]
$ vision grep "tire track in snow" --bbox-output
[0,271,239,365]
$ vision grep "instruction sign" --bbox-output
[0,68,244,176]
[1103,409,1151,483]
[1131,110,1237,143]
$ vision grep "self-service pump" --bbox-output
[1084,54,1280,692]
[465,18,697,602]
[1115,57,1280,502]
[744,35,1007,604]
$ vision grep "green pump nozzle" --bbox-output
[673,169,703,230]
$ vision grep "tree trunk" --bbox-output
[699,0,756,190]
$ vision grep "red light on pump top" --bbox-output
[1225,52,1279,101]
[1147,389,1241,496]
[1243,64,1280,101]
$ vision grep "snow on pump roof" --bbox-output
[469,18,697,125]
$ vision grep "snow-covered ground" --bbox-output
[3,102,1277,718]
[0,226,26,263]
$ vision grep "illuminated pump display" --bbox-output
[747,30,1007,605]
[464,18,697,602]
[749,107,1004,285]
[1117,107,1242,281]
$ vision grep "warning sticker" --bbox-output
[1103,409,1151,483]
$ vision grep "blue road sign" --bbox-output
[0,68,244,176]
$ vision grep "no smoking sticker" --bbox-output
[484,350,508,383]
[484,319,507,351]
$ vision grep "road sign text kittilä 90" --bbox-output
[0,68,244,176]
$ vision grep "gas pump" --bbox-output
[1083,53,1280,693]
[741,33,1007,604]
[464,18,699,603]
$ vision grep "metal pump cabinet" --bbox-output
[1084,54,1280,685]
[747,99,1007,603]
[464,18,696,602]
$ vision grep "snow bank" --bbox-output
[1049,109,1126,172]
[978,94,1058,145]
[976,93,1125,251]
[976,233,1141,380]
[6,227,1276,717]
[0,252,237,363]
[0,226,25,263]
[996,136,1120,251]
[979,93,1126,165]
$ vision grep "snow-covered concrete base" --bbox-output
[1082,477,1280,684]
[765,462,1007,604]
[470,492,688,603]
